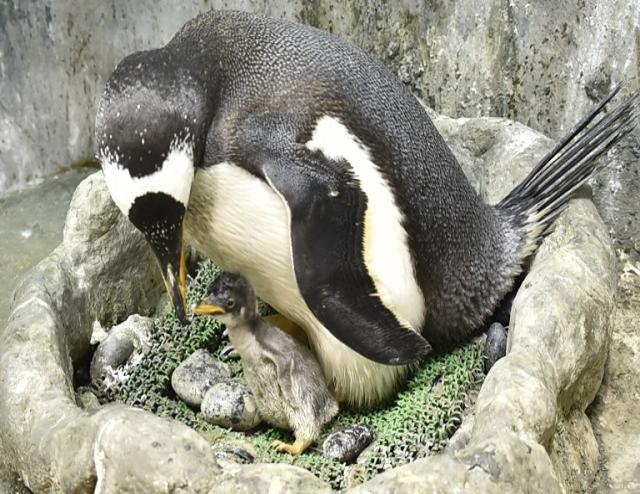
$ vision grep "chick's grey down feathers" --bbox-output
[230,318,338,444]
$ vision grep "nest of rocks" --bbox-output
[86,258,484,490]
[2,108,618,491]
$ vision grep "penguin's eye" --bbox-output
[226,299,235,309]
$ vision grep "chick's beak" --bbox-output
[193,295,227,316]
[162,247,188,324]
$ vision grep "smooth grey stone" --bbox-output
[323,424,375,464]
[93,408,222,493]
[484,322,508,373]
[171,349,231,408]
[90,314,154,387]
[201,378,262,431]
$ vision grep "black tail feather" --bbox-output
[501,85,625,206]
[498,86,638,259]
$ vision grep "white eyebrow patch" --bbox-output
[305,115,426,331]
[100,140,195,216]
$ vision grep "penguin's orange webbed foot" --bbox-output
[270,438,311,455]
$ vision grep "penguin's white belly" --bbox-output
[184,163,411,407]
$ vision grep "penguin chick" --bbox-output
[194,272,339,455]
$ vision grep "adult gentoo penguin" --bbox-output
[96,10,638,408]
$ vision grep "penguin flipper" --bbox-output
[262,154,431,366]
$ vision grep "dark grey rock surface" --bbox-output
[484,322,507,374]
[323,424,375,464]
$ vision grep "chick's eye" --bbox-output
[226,299,235,309]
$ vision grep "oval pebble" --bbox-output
[90,315,154,387]
[171,349,230,407]
[201,378,262,431]
[485,322,508,373]
[323,424,375,463]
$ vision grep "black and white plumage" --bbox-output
[194,272,338,455]
[96,10,638,408]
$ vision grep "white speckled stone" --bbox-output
[202,378,262,431]
[171,349,231,408]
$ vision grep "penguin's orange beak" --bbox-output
[127,192,190,325]
[193,304,226,316]
[161,246,188,324]
[193,292,228,316]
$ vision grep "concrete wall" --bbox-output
[1,0,638,246]
[0,0,194,192]
[0,0,304,193]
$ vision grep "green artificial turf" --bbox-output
[93,259,485,490]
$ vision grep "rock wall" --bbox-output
[0,0,297,193]
[1,0,195,192]
[2,0,638,244]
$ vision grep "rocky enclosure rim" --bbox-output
[0,108,616,493]
[88,256,485,490]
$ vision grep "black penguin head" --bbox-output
[193,273,258,326]
[96,49,210,324]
